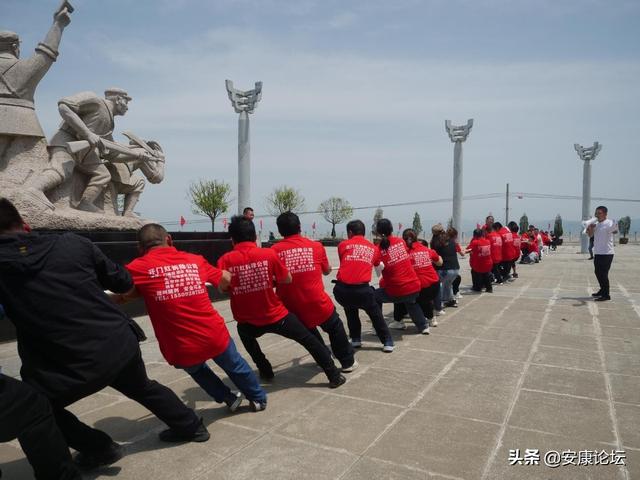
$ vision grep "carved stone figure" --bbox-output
[0,1,72,175]
[27,88,159,213]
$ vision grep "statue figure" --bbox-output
[27,88,159,213]
[0,1,73,171]
[105,135,165,217]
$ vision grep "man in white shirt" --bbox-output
[587,206,617,301]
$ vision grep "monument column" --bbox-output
[445,119,473,233]
[225,80,262,215]
[574,141,602,253]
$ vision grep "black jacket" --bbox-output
[0,232,139,403]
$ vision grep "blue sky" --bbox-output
[4,0,640,235]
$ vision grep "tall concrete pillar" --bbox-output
[445,119,473,233]
[574,142,602,253]
[226,80,262,215]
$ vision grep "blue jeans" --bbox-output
[374,288,427,331]
[182,339,267,404]
[438,269,459,304]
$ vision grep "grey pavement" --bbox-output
[1,245,639,479]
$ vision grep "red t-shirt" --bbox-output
[336,235,379,284]
[527,234,539,254]
[499,227,518,261]
[487,231,503,263]
[217,242,290,326]
[126,247,230,367]
[271,234,334,328]
[520,233,530,252]
[407,242,440,288]
[467,238,493,273]
[542,233,551,246]
[512,232,522,251]
[376,236,421,297]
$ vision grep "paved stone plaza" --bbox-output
[1,244,639,479]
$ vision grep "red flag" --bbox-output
[259,219,263,230]
[223,218,228,230]
[179,216,186,227]
[312,221,316,230]
[398,223,402,231]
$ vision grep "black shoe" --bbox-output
[512,273,519,278]
[159,418,210,443]
[486,288,493,293]
[444,300,458,308]
[329,374,346,389]
[591,291,603,297]
[258,364,274,381]
[594,296,611,302]
[74,441,123,470]
[249,400,267,412]
[224,391,244,412]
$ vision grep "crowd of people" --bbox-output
[0,197,616,479]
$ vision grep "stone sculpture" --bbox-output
[225,79,262,215]
[445,119,473,233]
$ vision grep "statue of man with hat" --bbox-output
[0,2,73,169]
[28,88,158,213]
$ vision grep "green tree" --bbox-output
[553,214,564,238]
[412,212,423,236]
[265,185,305,216]
[519,213,529,234]
[319,197,353,238]
[187,179,231,232]
[372,207,384,235]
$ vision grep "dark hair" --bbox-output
[485,215,494,223]
[0,198,23,233]
[473,228,484,238]
[493,221,503,231]
[137,223,168,252]
[243,207,253,214]
[446,227,458,239]
[346,219,365,236]
[376,218,393,250]
[402,228,417,249]
[276,211,301,237]
[508,221,519,233]
[596,205,608,214]
[229,215,256,243]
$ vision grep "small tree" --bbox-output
[187,179,231,232]
[412,212,423,236]
[553,214,564,238]
[619,216,631,238]
[319,197,353,238]
[372,207,384,235]
[265,185,305,216]
[519,213,529,234]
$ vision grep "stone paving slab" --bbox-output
[1,245,639,479]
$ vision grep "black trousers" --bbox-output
[471,270,492,292]
[492,263,503,283]
[594,254,614,296]
[452,275,461,295]
[332,282,392,345]
[394,282,440,321]
[310,309,355,368]
[237,313,342,382]
[0,374,81,480]
[51,351,200,454]
[499,261,513,280]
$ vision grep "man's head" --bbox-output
[137,223,171,253]
[485,215,494,228]
[242,207,254,221]
[493,222,503,231]
[276,211,301,237]
[346,219,365,238]
[0,198,26,234]
[105,88,131,116]
[473,228,484,239]
[229,215,256,244]
[595,205,608,221]
[0,31,20,58]
[508,221,519,234]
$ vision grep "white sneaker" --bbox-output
[388,320,407,330]
[456,292,462,299]
[351,339,362,348]
[382,344,395,353]
[342,360,359,373]
[430,318,438,327]
[435,310,445,316]
[421,326,431,335]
